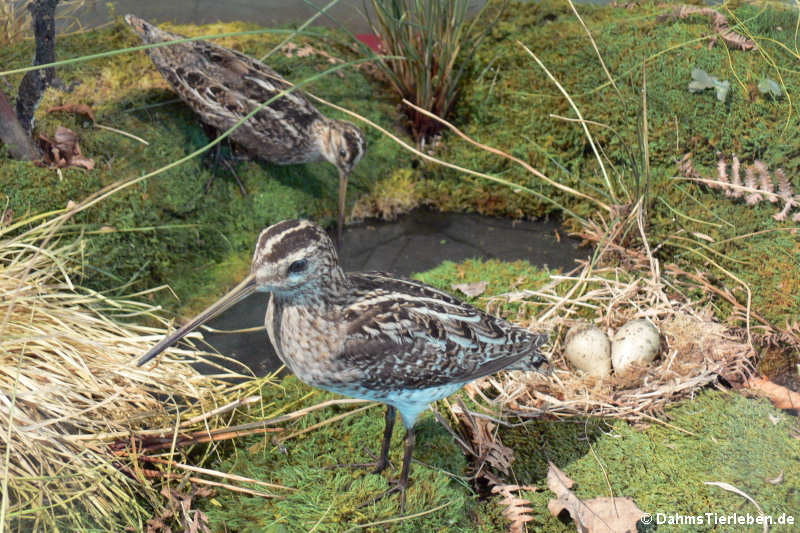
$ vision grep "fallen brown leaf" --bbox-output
[282,42,344,77]
[48,103,96,122]
[747,376,800,410]
[451,400,514,475]
[547,462,645,533]
[37,126,95,170]
[452,280,487,298]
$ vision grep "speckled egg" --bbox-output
[563,324,611,378]
[610,319,661,372]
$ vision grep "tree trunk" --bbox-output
[0,88,39,160]
[15,0,59,134]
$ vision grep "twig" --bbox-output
[137,456,294,491]
[344,501,454,531]
[179,395,261,427]
[277,404,377,442]
[94,123,149,145]
[186,476,279,499]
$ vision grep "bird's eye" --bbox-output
[338,148,347,158]
[288,259,308,274]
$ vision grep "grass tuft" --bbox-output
[365,0,504,143]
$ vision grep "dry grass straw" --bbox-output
[469,205,756,422]
[0,217,261,531]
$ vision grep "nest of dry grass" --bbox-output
[0,219,257,531]
[470,212,757,422]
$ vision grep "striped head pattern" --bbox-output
[251,220,345,298]
[322,120,366,178]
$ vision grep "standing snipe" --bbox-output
[125,15,366,245]
[138,219,549,512]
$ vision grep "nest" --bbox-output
[0,220,253,531]
[471,221,756,422]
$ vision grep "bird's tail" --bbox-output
[505,333,551,374]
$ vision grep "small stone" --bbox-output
[563,324,611,378]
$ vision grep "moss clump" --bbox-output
[0,20,412,315]
[350,168,423,222]
[413,257,553,320]
[507,390,800,532]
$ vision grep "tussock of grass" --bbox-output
[365,0,502,142]
[0,217,259,531]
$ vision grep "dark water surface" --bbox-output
[75,0,486,34]
[195,209,588,377]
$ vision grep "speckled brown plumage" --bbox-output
[138,219,549,511]
[124,15,366,244]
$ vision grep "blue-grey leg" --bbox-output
[396,426,415,513]
[364,426,415,514]
[373,405,396,474]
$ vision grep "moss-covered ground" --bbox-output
[201,381,800,532]
[427,0,800,333]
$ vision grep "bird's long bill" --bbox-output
[336,169,349,247]
[137,273,257,366]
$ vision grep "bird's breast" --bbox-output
[265,298,350,386]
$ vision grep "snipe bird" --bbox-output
[138,219,549,512]
[125,15,366,245]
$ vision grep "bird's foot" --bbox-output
[334,447,393,474]
[204,158,247,196]
[359,477,408,514]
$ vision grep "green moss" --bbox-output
[508,390,800,532]
[419,0,800,328]
[350,168,422,221]
[413,258,553,320]
[0,20,413,315]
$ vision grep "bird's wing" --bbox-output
[126,15,323,158]
[338,273,546,391]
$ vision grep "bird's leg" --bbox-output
[373,405,396,474]
[395,427,415,513]
[202,124,247,196]
[220,156,248,196]
[361,426,415,514]
[343,405,395,472]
